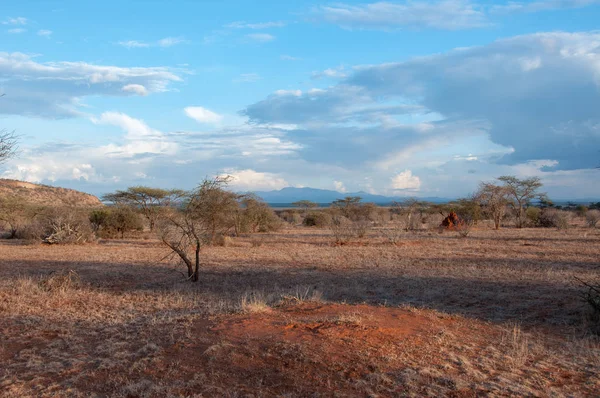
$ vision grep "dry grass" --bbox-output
[0,225,599,396]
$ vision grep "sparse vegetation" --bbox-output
[0,177,599,396]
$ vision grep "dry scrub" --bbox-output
[0,226,599,396]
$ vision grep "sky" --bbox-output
[1,0,600,200]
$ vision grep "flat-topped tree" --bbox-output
[292,200,319,215]
[102,186,185,232]
[497,176,547,228]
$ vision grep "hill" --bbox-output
[252,187,451,205]
[0,179,102,207]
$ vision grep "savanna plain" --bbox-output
[1,223,599,397]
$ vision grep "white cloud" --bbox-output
[118,40,150,48]
[157,37,186,47]
[37,29,52,37]
[313,1,488,30]
[221,169,289,191]
[312,67,348,79]
[184,106,223,124]
[2,17,27,25]
[8,28,26,34]
[390,170,421,190]
[0,52,181,118]
[334,181,347,193]
[92,112,178,157]
[225,21,286,29]
[245,33,275,42]
[122,84,149,96]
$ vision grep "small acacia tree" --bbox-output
[102,186,185,232]
[157,177,238,282]
[475,182,510,230]
[292,200,319,216]
[498,176,547,228]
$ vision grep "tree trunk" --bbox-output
[192,243,200,282]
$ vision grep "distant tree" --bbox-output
[105,206,144,238]
[239,194,281,233]
[498,176,547,228]
[391,198,430,230]
[0,129,18,164]
[475,182,510,230]
[102,186,185,232]
[157,177,237,282]
[292,200,319,215]
[331,196,362,219]
[0,195,38,238]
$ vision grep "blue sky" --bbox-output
[1,0,600,199]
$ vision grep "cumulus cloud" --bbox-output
[245,33,275,42]
[347,32,600,169]
[117,37,187,48]
[334,181,347,193]
[92,112,178,157]
[38,29,52,37]
[184,106,223,124]
[313,1,488,30]
[122,84,149,96]
[0,52,181,118]
[8,28,26,34]
[221,169,289,191]
[390,170,421,190]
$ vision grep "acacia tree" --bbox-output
[102,186,185,232]
[292,200,319,216]
[497,176,547,228]
[475,182,510,230]
[0,129,18,163]
[157,177,238,282]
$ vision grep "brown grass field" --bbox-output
[1,225,599,397]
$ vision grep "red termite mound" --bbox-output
[440,211,463,230]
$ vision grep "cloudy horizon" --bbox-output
[1,1,600,200]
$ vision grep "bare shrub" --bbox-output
[586,210,600,228]
[41,208,96,244]
[303,211,332,227]
[455,220,474,238]
[250,237,263,247]
[539,208,570,230]
[580,276,600,335]
[39,269,81,293]
[380,222,405,244]
[330,216,356,244]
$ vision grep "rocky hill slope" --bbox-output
[0,179,102,207]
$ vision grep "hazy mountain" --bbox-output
[252,187,451,205]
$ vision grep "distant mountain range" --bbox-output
[252,187,452,205]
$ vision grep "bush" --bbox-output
[539,208,570,230]
[525,207,541,227]
[41,208,96,244]
[586,210,600,228]
[279,210,302,225]
[303,211,332,228]
[104,206,144,238]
